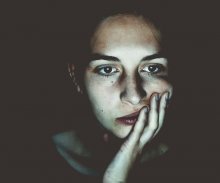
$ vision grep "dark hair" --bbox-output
[52,0,173,135]
[47,2,175,159]
[67,1,168,90]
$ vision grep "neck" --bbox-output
[52,129,127,175]
[55,142,100,176]
[52,130,114,176]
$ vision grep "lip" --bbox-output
[116,111,140,126]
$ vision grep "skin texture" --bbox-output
[67,14,173,182]
[103,93,169,182]
[84,15,173,139]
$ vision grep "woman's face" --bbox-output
[84,15,173,138]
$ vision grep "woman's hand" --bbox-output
[103,92,169,183]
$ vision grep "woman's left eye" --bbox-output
[96,66,118,76]
[141,64,165,74]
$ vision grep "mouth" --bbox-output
[116,111,140,126]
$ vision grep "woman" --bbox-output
[52,4,173,183]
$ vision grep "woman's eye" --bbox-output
[141,64,165,74]
[96,66,118,76]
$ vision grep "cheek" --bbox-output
[85,81,117,123]
[85,74,119,95]
[85,77,119,105]
[85,73,118,88]
[143,79,173,95]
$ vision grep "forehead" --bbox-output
[91,14,161,53]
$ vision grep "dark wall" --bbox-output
[2,0,219,182]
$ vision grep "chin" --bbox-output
[113,126,133,139]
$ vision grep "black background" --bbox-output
[2,0,220,182]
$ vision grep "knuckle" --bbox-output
[149,123,158,131]
[160,102,166,110]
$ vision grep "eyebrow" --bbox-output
[90,53,120,62]
[141,52,164,61]
[90,52,165,62]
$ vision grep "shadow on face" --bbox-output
[83,14,173,138]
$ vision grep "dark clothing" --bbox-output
[4,135,218,183]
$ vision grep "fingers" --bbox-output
[140,92,170,148]
[133,107,148,134]
[124,107,148,149]
[140,93,159,148]
[154,92,169,136]
[122,92,170,151]
[148,94,159,131]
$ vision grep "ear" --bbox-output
[67,63,83,94]
[67,63,76,81]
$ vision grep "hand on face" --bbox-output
[103,92,170,183]
[85,14,173,139]
[78,14,173,181]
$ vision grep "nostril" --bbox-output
[120,87,147,105]
[120,75,147,105]
[129,95,142,105]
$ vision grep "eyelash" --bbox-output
[94,64,166,78]
[140,64,166,75]
[95,65,119,77]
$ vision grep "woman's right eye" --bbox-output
[95,66,119,77]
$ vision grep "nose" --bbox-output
[120,75,146,105]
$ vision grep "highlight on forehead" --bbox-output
[91,13,161,47]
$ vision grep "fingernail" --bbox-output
[165,93,170,108]
[144,107,148,113]
[155,94,160,101]
[165,92,170,100]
